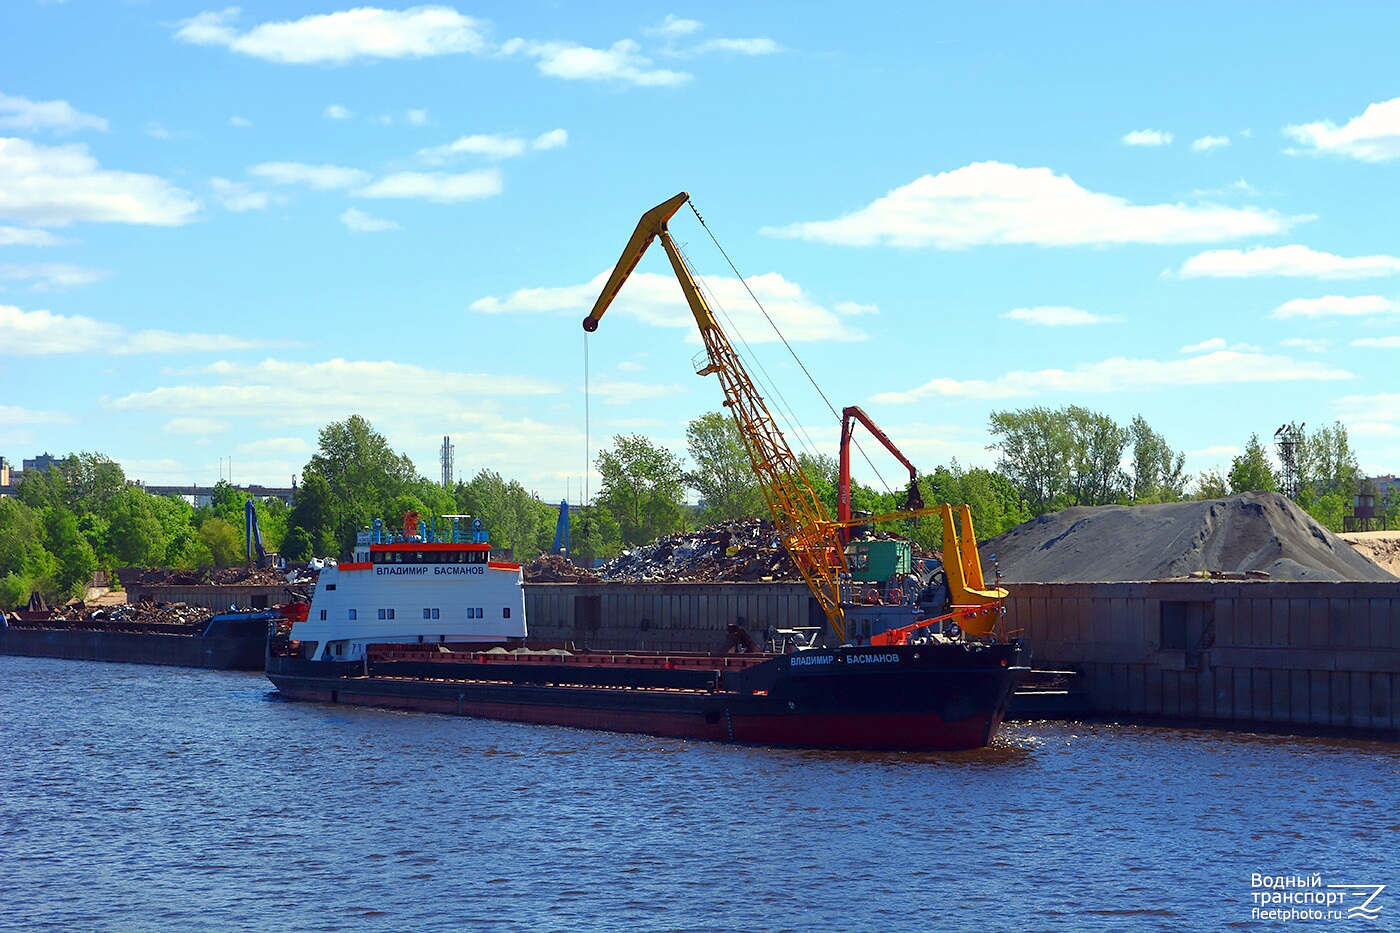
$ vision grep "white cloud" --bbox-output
[761,161,1299,248]
[249,161,370,189]
[406,109,428,125]
[324,104,353,120]
[1281,337,1330,353]
[418,128,567,162]
[211,177,271,211]
[1271,295,1398,318]
[0,92,108,133]
[870,349,1350,403]
[145,121,190,141]
[1123,129,1172,146]
[0,404,72,426]
[1190,444,1239,462]
[695,38,780,55]
[229,115,252,127]
[0,303,279,355]
[0,262,107,290]
[0,226,63,246]
[647,15,702,39]
[238,436,314,456]
[1002,306,1116,326]
[501,37,691,86]
[340,207,400,232]
[473,268,870,343]
[586,378,687,405]
[1351,336,1400,348]
[420,133,525,160]
[175,6,488,65]
[1285,96,1400,162]
[1337,393,1400,425]
[1179,245,1400,279]
[163,417,230,435]
[1191,135,1230,152]
[1179,337,1225,353]
[532,128,567,151]
[834,300,878,316]
[0,137,200,227]
[355,168,502,201]
[108,358,560,420]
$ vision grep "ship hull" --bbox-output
[266,640,1030,751]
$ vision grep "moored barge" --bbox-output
[265,513,1030,751]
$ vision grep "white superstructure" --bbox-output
[292,514,527,662]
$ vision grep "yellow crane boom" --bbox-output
[583,192,852,641]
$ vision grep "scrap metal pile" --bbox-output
[6,599,216,635]
[117,566,294,587]
[523,519,804,584]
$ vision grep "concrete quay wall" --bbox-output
[1003,580,1400,736]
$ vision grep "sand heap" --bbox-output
[1337,531,1400,575]
[983,491,1397,583]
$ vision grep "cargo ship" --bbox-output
[265,514,1031,751]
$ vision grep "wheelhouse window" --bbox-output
[348,609,357,620]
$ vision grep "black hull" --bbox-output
[0,616,269,670]
[267,640,1031,751]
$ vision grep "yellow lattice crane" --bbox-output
[582,192,853,642]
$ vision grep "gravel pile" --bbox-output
[983,491,1397,583]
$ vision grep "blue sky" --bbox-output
[3,2,1400,504]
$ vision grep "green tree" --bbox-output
[150,495,200,567]
[0,497,55,607]
[683,412,764,522]
[796,451,839,520]
[58,452,127,516]
[1064,406,1129,506]
[1227,434,1279,494]
[306,415,421,554]
[1129,415,1187,503]
[43,507,97,598]
[1292,421,1361,529]
[988,406,1073,515]
[1193,469,1230,500]
[570,505,621,561]
[595,434,687,547]
[199,517,242,567]
[283,472,338,561]
[911,461,1030,552]
[106,487,167,566]
[456,470,556,556]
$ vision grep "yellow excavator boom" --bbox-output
[941,504,1007,636]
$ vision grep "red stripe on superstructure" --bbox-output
[338,562,372,571]
[488,561,521,571]
[371,542,490,552]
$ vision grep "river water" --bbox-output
[1,656,1395,933]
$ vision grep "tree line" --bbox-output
[0,408,1381,610]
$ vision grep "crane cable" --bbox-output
[687,200,898,497]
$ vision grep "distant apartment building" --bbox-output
[1370,474,1400,501]
[22,452,59,474]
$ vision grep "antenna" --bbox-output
[440,436,454,489]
